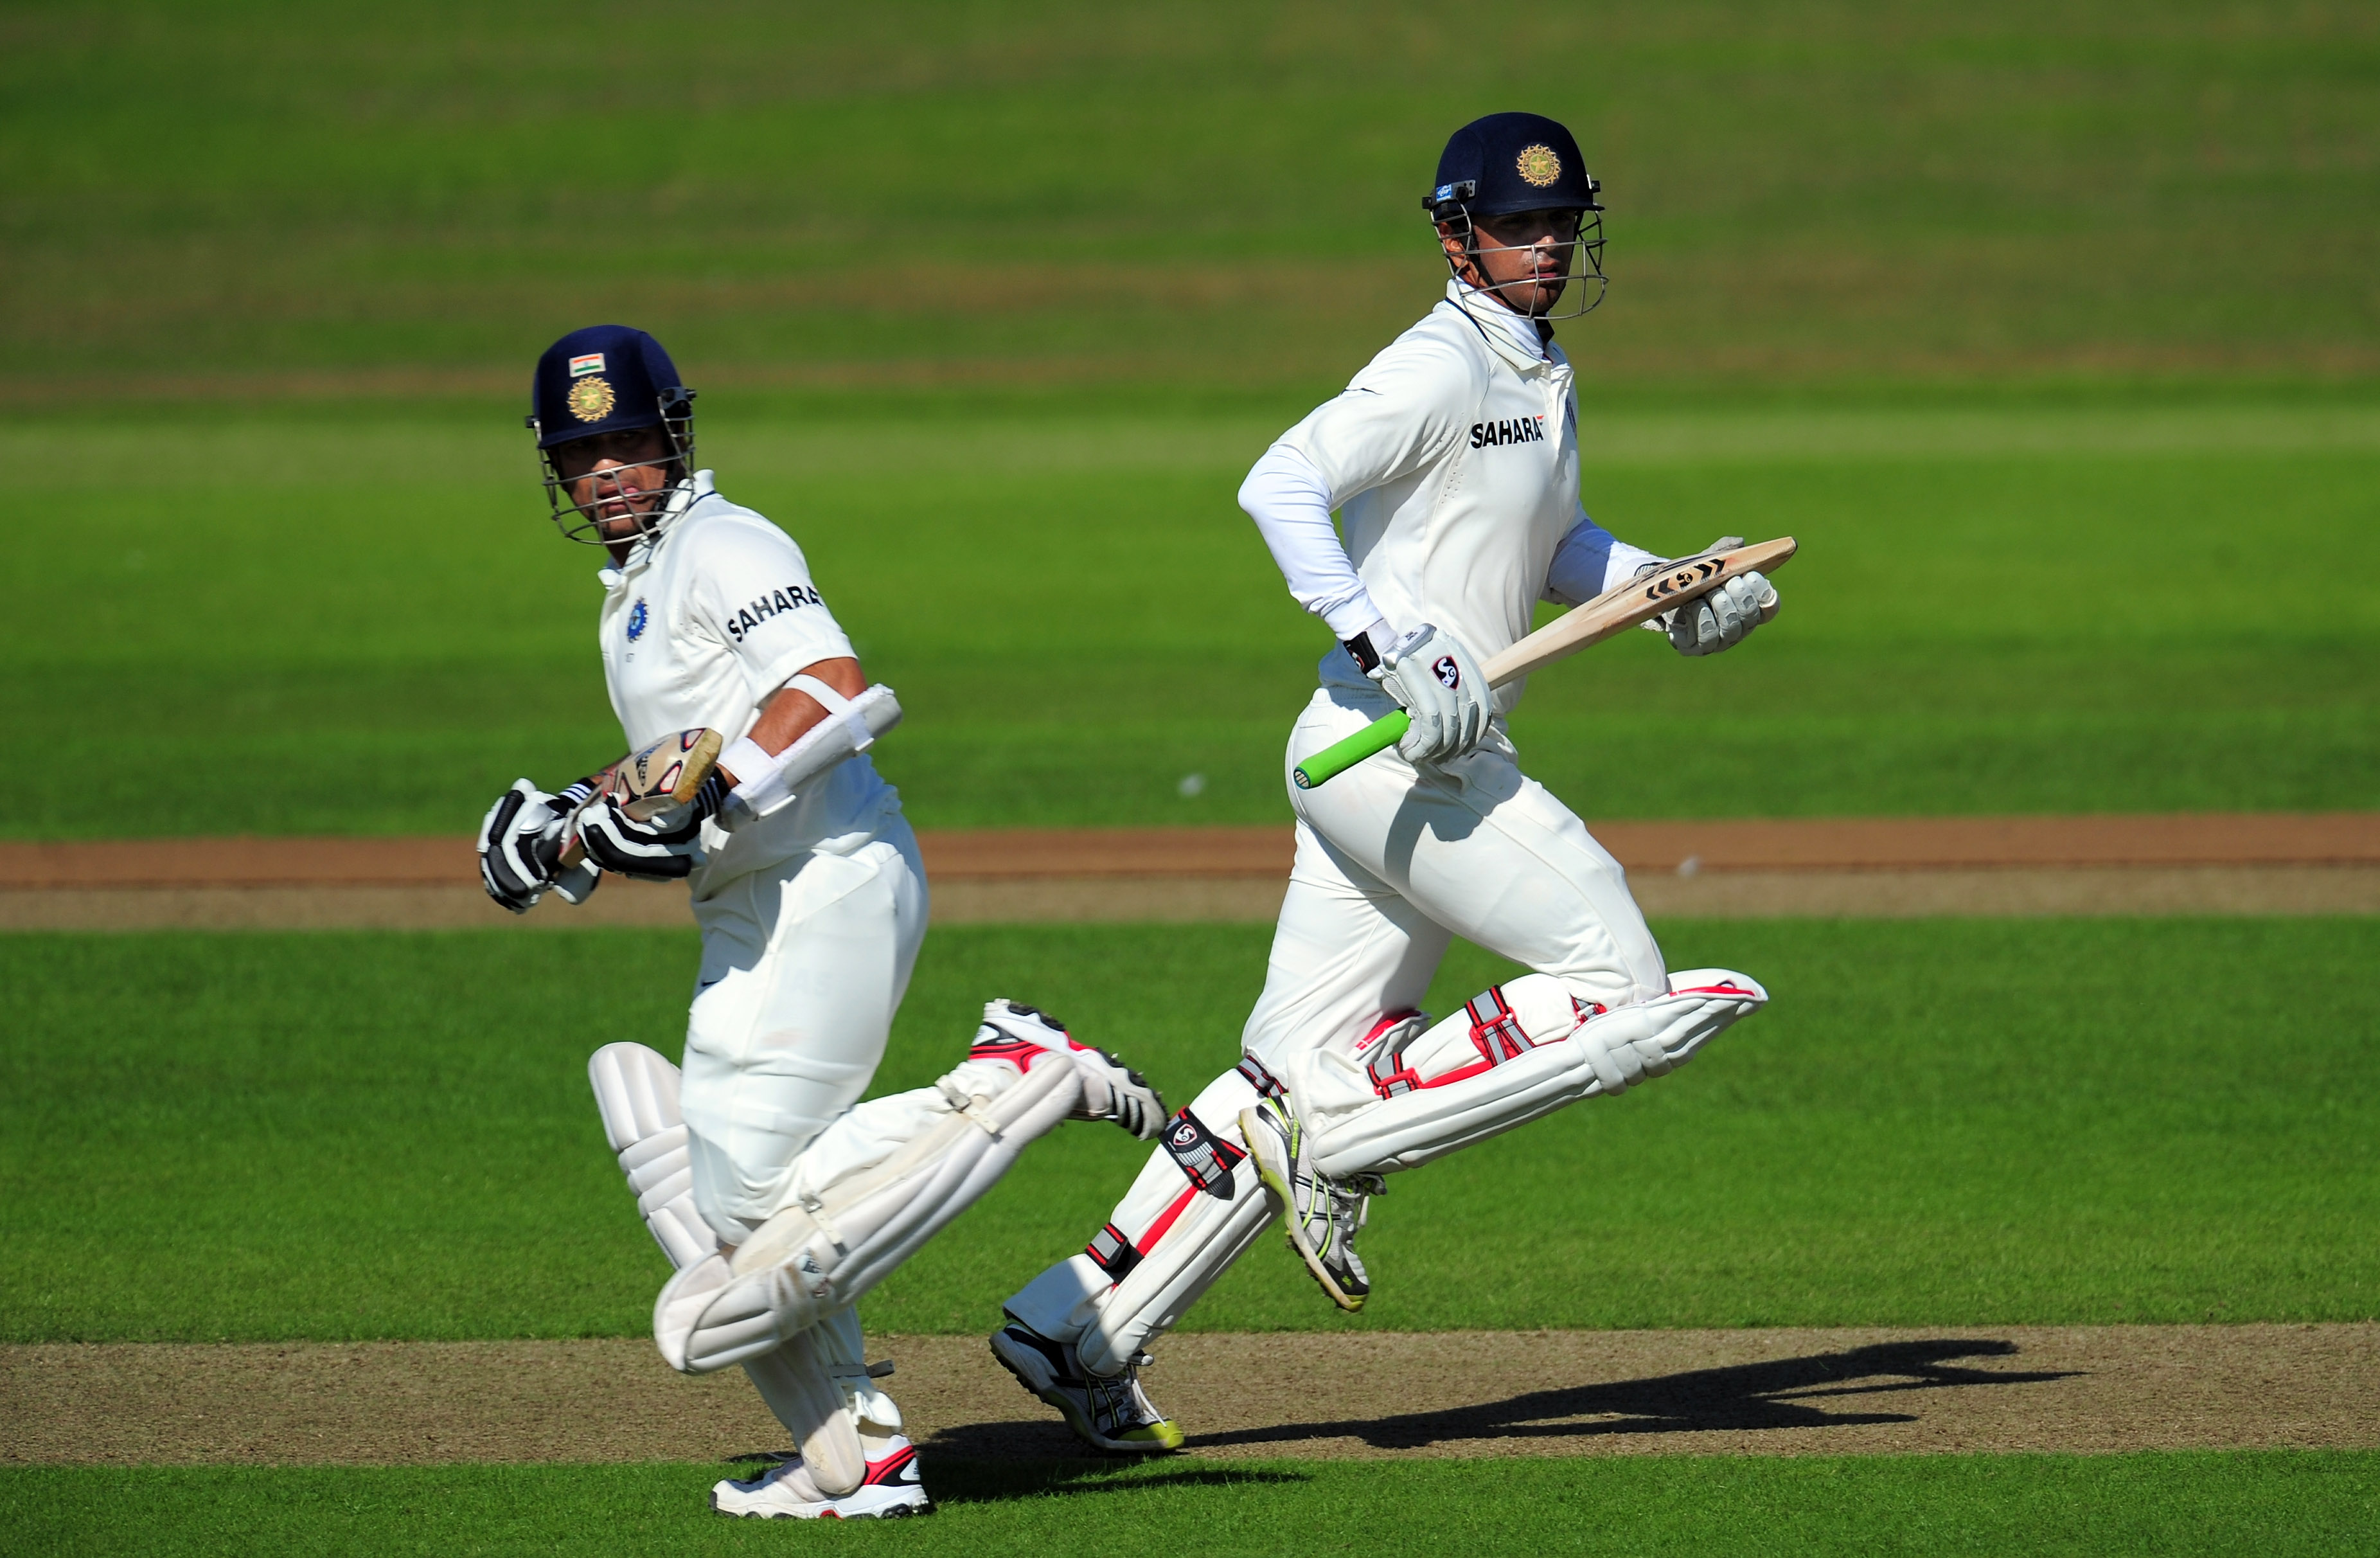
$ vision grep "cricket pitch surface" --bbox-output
[6,1326,2374,1466]
[3,814,2377,929]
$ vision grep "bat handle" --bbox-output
[1292,710,1410,790]
[554,766,619,871]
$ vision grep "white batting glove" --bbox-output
[477,779,582,913]
[1638,538,1780,658]
[1371,622,1493,766]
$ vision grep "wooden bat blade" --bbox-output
[1291,535,1799,792]
[555,726,725,869]
[1480,535,1797,688]
[611,727,725,821]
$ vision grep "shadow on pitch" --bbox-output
[1188,1337,2077,1453]
[724,1440,1308,1507]
[725,1447,1307,1506]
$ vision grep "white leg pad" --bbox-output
[596,1043,910,1496]
[740,1324,866,1496]
[1004,1066,1277,1378]
[589,1042,718,1271]
[1310,970,1768,1178]
[736,1311,903,1500]
[657,1050,1083,1375]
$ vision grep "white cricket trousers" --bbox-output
[678,815,932,1247]
[1004,684,1669,1374]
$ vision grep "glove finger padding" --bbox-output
[577,794,706,880]
[1667,573,1775,658]
[477,779,569,913]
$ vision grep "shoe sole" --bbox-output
[1241,1109,1367,1314]
[988,1332,1184,1455]
[711,1489,933,1520]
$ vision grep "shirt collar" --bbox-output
[1446,280,1551,369]
[597,470,715,589]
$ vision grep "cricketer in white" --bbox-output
[478,325,1166,1518]
[991,113,1778,1454]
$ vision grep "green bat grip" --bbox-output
[1292,710,1410,790]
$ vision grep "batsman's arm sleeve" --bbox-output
[1249,332,1484,640]
[1542,507,1664,607]
[1237,443,1387,641]
[684,514,860,703]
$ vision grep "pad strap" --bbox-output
[789,673,877,752]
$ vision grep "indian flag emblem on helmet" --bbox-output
[568,353,606,377]
[1516,144,1562,187]
[567,375,616,422]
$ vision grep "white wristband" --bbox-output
[720,736,783,791]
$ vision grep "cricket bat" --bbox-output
[557,726,727,867]
[1291,535,1798,790]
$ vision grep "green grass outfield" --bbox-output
[6,918,2373,1343]
[6,1452,2376,1556]
[8,2,2374,392]
[10,398,2377,837]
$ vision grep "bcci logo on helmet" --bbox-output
[567,375,616,422]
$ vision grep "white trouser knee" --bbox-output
[1003,1066,1277,1377]
[1306,970,1768,1177]
[657,1047,1084,1375]
[680,836,927,1245]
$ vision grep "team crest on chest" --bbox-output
[1516,143,1562,187]
[626,598,648,641]
[567,375,616,422]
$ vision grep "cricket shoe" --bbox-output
[971,1000,1168,1142]
[989,1321,1184,1454]
[710,1439,932,1520]
[1240,1095,1379,1312]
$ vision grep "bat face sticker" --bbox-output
[1645,558,1727,600]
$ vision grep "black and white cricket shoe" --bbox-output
[709,1439,932,1519]
[1241,1096,1379,1312]
[989,1321,1184,1453]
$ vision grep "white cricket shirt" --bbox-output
[1248,281,1659,713]
[596,471,896,890]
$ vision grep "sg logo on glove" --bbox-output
[1432,655,1461,689]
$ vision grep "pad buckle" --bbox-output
[1466,987,1533,1064]
[1358,1009,1430,1098]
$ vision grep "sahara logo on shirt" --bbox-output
[1469,416,1547,448]
[724,582,826,642]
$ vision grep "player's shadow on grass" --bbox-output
[1189,1338,2077,1453]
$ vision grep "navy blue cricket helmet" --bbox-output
[1425,112,1603,223]
[529,325,693,449]
[527,325,698,545]
[1424,113,1608,319]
